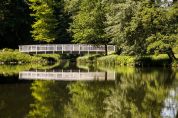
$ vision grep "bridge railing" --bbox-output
[19,44,116,54]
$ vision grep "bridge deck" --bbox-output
[19,44,116,54]
[19,69,115,81]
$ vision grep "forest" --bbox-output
[1,1,178,117]
[0,0,178,60]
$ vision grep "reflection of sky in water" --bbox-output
[161,89,178,118]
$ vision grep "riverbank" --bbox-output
[77,54,178,67]
[0,49,60,64]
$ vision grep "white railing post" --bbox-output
[96,45,98,54]
[73,44,74,52]
[44,45,46,54]
[36,45,37,54]
[62,45,63,54]
[88,45,89,55]
[55,45,57,53]
[79,45,80,54]
[30,45,32,52]
[19,46,21,52]
[70,45,72,54]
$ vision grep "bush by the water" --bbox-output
[0,49,46,64]
[97,55,136,66]
[77,54,175,67]
[77,54,101,63]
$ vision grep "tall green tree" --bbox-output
[28,0,58,43]
[69,0,110,55]
[53,0,72,44]
[146,2,178,60]
[29,0,71,43]
[105,0,142,55]
[106,0,178,58]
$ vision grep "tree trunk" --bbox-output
[105,44,107,55]
[167,48,176,61]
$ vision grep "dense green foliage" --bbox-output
[0,0,32,48]
[28,0,71,43]
[28,0,58,42]
[0,49,46,64]
[105,0,178,57]
[0,0,178,60]
[77,54,178,66]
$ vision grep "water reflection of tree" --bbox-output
[27,80,70,118]
[64,81,114,118]
[26,68,177,118]
[104,69,175,118]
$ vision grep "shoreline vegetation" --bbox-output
[0,49,60,65]
[77,54,178,67]
[1,0,178,69]
[1,48,178,68]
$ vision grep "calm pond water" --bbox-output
[0,61,178,118]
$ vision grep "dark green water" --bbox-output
[0,63,178,118]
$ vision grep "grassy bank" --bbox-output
[0,49,60,64]
[0,49,46,64]
[77,54,178,67]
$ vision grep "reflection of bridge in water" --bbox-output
[19,69,116,81]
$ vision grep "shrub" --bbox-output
[0,49,46,64]
[77,54,173,67]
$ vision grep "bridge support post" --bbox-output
[36,45,37,54]
[62,45,63,54]
[73,44,74,52]
[88,45,89,55]
[79,45,80,54]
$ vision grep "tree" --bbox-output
[69,0,110,55]
[146,3,178,60]
[106,0,178,57]
[28,0,58,43]
[105,0,143,55]
[53,0,72,44]
[0,0,32,49]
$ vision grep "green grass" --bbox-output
[77,54,175,67]
[77,54,101,63]
[0,49,62,64]
[97,55,136,66]
[0,49,46,64]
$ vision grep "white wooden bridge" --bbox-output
[19,44,116,54]
[19,69,116,81]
